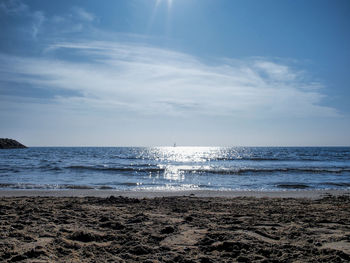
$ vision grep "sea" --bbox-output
[0,147,349,191]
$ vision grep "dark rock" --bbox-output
[0,138,27,149]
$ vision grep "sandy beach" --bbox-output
[1,190,350,262]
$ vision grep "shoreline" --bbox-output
[1,188,349,198]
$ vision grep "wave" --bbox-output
[110,156,329,162]
[63,165,350,175]
[66,165,164,173]
[214,157,285,161]
[322,182,350,187]
[0,183,92,189]
[0,183,109,190]
[65,185,94,189]
[2,164,350,175]
[276,184,310,189]
[109,155,349,162]
[181,167,350,175]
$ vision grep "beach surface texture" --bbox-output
[1,192,350,262]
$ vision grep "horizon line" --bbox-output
[19,145,350,148]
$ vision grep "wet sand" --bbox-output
[1,192,350,262]
[0,189,349,198]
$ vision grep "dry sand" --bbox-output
[1,192,350,262]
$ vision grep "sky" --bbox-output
[0,0,350,146]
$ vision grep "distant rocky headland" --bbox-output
[0,138,27,149]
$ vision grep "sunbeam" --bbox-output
[148,0,174,33]
[156,0,173,8]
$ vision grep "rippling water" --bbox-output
[0,147,349,191]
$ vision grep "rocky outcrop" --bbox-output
[0,138,27,149]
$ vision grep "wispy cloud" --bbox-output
[0,40,338,119]
[0,0,43,38]
[0,0,27,14]
[31,11,45,38]
[71,7,95,22]
[50,7,96,34]
[0,0,95,39]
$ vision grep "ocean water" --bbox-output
[0,147,349,191]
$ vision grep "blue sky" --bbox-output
[0,0,349,146]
